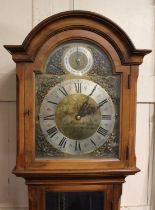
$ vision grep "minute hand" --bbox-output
[97,98,109,109]
[77,85,97,116]
[89,85,97,96]
[82,98,109,116]
[75,85,100,119]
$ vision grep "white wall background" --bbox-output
[0,0,154,210]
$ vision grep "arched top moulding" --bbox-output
[4,10,151,65]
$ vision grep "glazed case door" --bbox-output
[28,183,119,210]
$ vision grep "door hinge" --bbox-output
[128,74,131,89]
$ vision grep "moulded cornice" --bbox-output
[4,10,151,64]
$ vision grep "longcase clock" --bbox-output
[4,11,151,210]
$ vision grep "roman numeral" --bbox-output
[90,139,96,146]
[47,126,58,138]
[97,127,108,136]
[75,141,81,151]
[102,115,112,120]
[98,99,108,107]
[48,101,58,105]
[59,137,67,148]
[75,83,82,93]
[44,114,54,120]
[59,87,68,96]
[89,85,97,96]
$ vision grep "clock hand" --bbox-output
[75,85,98,120]
[83,105,96,115]
[89,84,97,96]
[75,85,98,119]
[75,96,90,119]
[77,98,109,118]
[76,47,81,69]
[76,103,97,120]
[84,98,110,116]
[80,98,110,117]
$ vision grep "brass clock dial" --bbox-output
[36,39,120,158]
[39,79,115,155]
[64,46,93,75]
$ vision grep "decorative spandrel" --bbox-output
[35,40,120,159]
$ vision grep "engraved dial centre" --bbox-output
[55,94,101,140]
[64,47,93,75]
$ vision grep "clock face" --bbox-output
[36,39,120,159]
[39,79,115,155]
[64,47,93,75]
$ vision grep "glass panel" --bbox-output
[45,191,104,210]
[35,40,120,159]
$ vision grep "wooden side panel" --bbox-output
[16,65,25,170]
[24,65,35,169]
[113,184,122,210]
[128,66,139,168]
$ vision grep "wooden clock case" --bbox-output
[4,10,151,210]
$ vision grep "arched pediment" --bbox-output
[4,10,151,64]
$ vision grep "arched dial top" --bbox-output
[4,11,151,65]
[39,79,115,155]
[44,40,112,76]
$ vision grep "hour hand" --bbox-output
[75,96,98,119]
[75,96,89,119]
